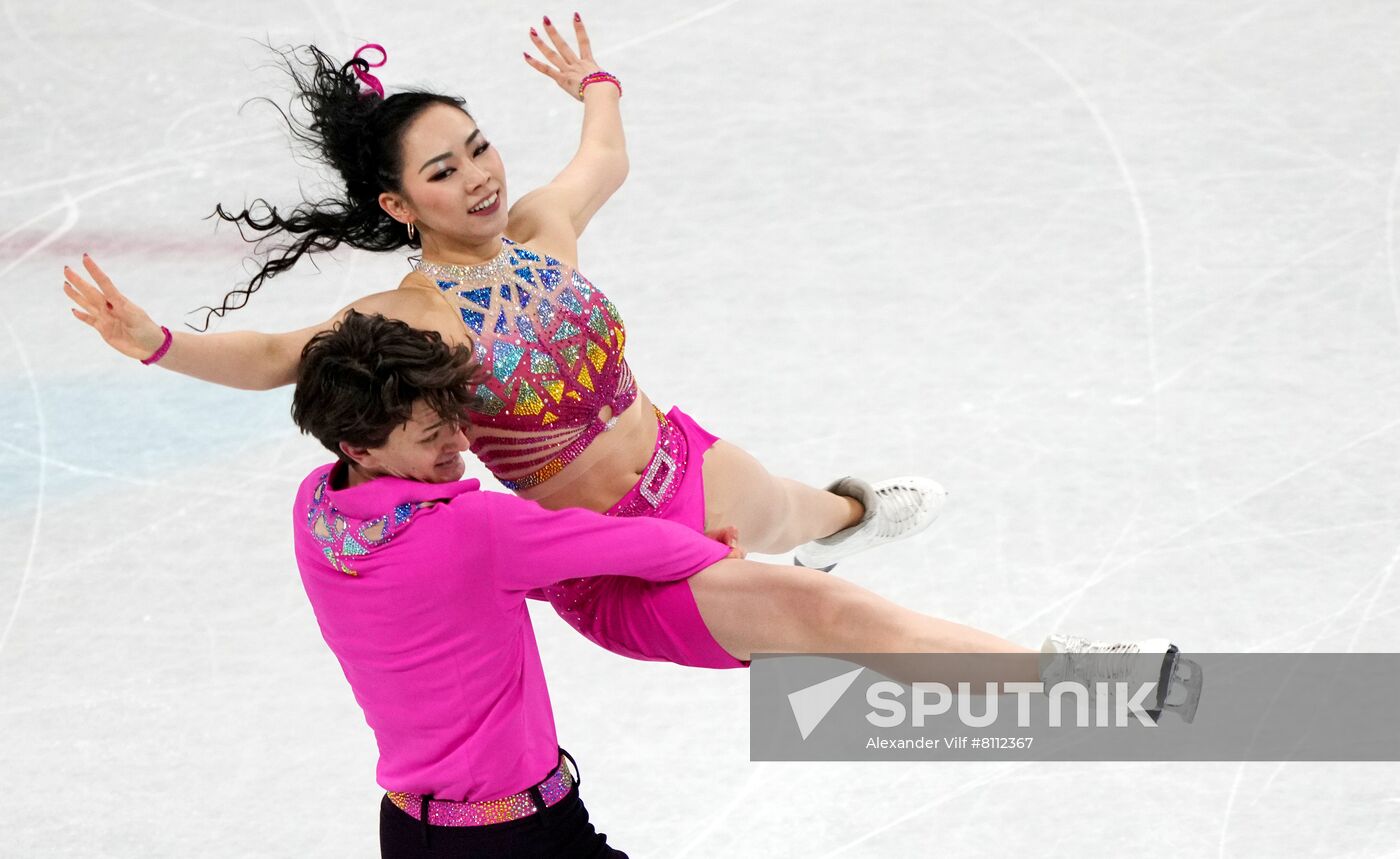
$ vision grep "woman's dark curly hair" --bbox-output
[200,45,470,329]
[292,310,482,459]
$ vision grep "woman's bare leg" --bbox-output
[700,440,862,553]
[688,559,1040,684]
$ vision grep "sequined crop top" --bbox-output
[415,238,636,491]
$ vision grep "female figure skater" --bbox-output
[63,20,1200,751]
[64,19,946,670]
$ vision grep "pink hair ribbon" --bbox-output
[351,43,387,98]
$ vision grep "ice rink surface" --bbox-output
[5,0,1400,855]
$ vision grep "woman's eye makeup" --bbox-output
[428,143,490,180]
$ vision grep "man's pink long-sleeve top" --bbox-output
[291,462,730,801]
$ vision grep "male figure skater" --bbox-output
[290,310,739,856]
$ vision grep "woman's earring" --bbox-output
[406,221,417,242]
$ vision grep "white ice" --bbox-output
[3,1,1400,856]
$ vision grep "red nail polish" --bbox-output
[523,51,532,60]
[574,12,581,22]
[543,15,551,26]
[530,27,539,37]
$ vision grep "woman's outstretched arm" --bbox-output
[511,14,628,257]
[62,254,314,389]
[62,254,452,390]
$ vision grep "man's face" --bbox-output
[345,400,469,484]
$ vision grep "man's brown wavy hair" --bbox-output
[292,310,481,459]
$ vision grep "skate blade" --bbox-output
[793,557,838,573]
[1161,656,1203,724]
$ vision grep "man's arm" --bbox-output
[482,494,730,593]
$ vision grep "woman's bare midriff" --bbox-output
[510,391,660,513]
[395,275,661,516]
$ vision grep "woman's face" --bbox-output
[387,103,509,246]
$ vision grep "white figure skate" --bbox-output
[1040,634,1203,723]
[793,476,948,572]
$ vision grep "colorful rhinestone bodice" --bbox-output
[415,238,635,491]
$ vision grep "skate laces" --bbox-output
[871,484,926,539]
[1065,638,1141,684]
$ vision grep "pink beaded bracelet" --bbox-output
[141,326,173,366]
[578,71,621,100]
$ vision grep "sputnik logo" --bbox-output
[787,667,864,740]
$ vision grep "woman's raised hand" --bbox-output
[63,255,167,362]
[522,13,604,101]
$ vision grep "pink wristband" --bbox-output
[578,71,621,100]
[141,326,173,366]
